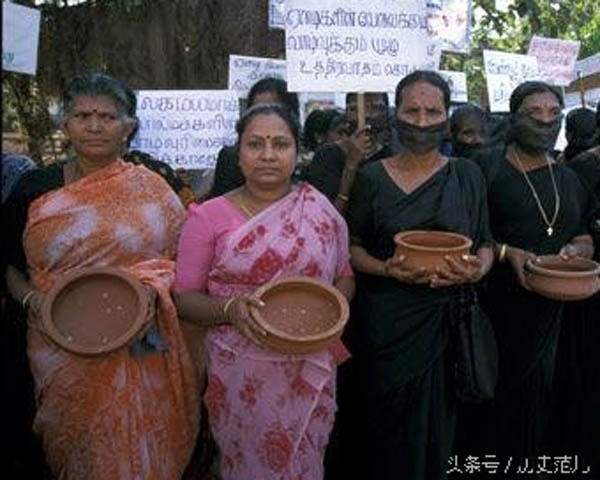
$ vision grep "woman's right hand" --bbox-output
[505,246,537,289]
[385,255,430,284]
[225,295,269,340]
[338,126,374,169]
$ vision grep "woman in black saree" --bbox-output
[551,105,600,478]
[337,71,494,480]
[461,82,596,477]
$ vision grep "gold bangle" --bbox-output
[222,297,236,323]
[337,193,349,202]
[21,290,35,308]
[498,243,508,263]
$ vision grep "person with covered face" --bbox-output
[335,70,494,480]
[449,103,489,159]
[303,92,394,214]
[460,81,596,474]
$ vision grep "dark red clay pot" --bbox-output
[41,267,153,355]
[393,230,473,272]
[524,255,600,301]
[248,276,349,355]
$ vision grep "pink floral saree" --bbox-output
[176,182,352,480]
[23,160,200,480]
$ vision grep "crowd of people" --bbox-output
[2,70,599,480]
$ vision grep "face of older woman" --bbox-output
[238,113,297,189]
[64,95,133,164]
[395,81,448,154]
[397,81,446,127]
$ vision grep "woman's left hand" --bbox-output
[429,254,484,288]
[23,290,46,317]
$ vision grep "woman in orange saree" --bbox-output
[3,73,200,480]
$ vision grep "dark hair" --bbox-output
[449,103,489,139]
[302,108,346,151]
[509,81,564,113]
[563,107,598,160]
[395,70,451,113]
[596,101,600,127]
[236,103,300,148]
[566,108,596,137]
[247,77,300,120]
[345,92,390,109]
[62,72,137,119]
[62,73,139,145]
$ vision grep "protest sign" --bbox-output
[483,50,538,111]
[284,0,441,92]
[438,70,468,103]
[131,90,239,169]
[527,36,580,86]
[574,53,600,78]
[427,0,472,54]
[2,2,41,75]
[228,55,287,98]
[269,0,286,29]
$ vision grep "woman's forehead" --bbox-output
[518,92,561,111]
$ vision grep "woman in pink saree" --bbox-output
[3,74,200,479]
[173,103,355,480]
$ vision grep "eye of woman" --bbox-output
[273,138,293,150]
[246,138,264,150]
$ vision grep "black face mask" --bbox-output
[395,118,448,154]
[452,141,484,159]
[511,114,562,153]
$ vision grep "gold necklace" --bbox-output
[238,193,256,218]
[513,150,560,237]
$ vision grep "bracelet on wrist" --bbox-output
[222,297,236,323]
[498,243,508,263]
[337,193,349,202]
[21,290,35,309]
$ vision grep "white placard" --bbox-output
[131,90,239,169]
[527,36,580,86]
[2,3,41,75]
[269,0,286,29]
[483,50,539,112]
[438,70,468,103]
[228,55,287,98]
[486,74,514,112]
[284,0,442,93]
[427,0,472,54]
[574,53,600,78]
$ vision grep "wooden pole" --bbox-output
[357,92,366,131]
[577,71,586,107]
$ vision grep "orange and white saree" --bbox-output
[23,160,200,480]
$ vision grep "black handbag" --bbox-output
[452,286,499,403]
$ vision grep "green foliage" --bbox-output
[442,0,600,104]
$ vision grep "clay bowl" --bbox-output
[524,255,600,301]
[248,276,349,355]
[41,267,153,355]
[393,230,473,272]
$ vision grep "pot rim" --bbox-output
[524,255,600,279]
[393,230,473,252]
[41,266,150,355]
[249,276,349,343]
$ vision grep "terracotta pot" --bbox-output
[41,267,153,355]
[248,276,349,354]
[524,255,600,301]
[393,230,473,272]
